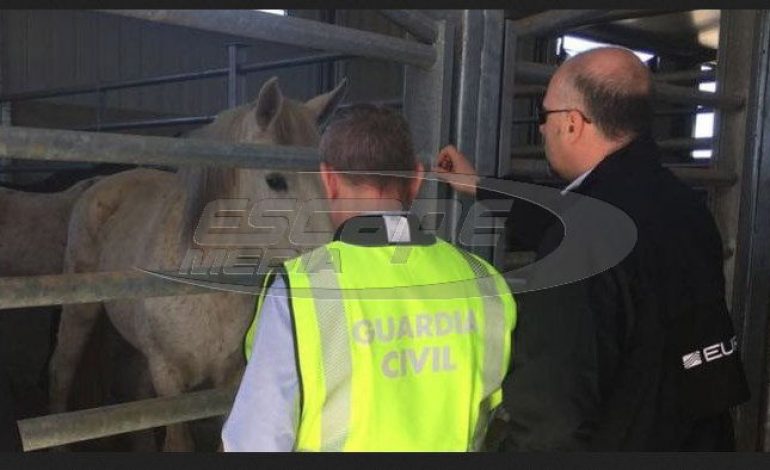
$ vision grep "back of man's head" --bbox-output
[560,47,654,142]
[319,104,417,200]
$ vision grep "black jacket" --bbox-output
[482,135,749,450]
[0,366,21,451]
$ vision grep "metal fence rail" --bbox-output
[0,271,216,310]
[100,10,436,69]
[18,387,236,451]
[512,137,715,157]
[510,10,681,37]
[378,10,438,44]
[514,61,743,109]
[509,158,737,188]
[0,125,320,170]
[0,53,352,104]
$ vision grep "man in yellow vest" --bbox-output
[221,104,516,452]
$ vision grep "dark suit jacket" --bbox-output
[481,134,749,450]
[0,366,21,451]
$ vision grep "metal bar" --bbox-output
[513,60,743,109]
[511,137,714,156]
[570,23,717,63]
[514,61,557,83]
[77,115,216,132]
[498,20,519,178]
[654,82,741,109]
[513,84,546,96]
[1,69,225,103]
[713,10,770,452]
[656,69,716,83]
[227,44,238,109]
[0,271,213,310]
[510,10,609,36]
[509,10,678,37]
[451,10,505,261]
[338,98,402,110]
[507,158,736,188]
[378,10,438,44]
[0,164,98,173]
[512,110,713,125]
[0,125,321,170]
[586,9,688,24]
[95,90,105,132]
[238,52,352,75]
[403,18,454,235]
[227,43,246,109]
[99,10,436,69]
[0,53,351,103]
[18,387,236,451]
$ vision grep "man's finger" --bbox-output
[438,157,453,172]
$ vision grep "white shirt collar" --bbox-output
[561,168,594,195]
[383,215,411,243]
[355,211,412,243]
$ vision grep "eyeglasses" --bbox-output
[536,105,593,126]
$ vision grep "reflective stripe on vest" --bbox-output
[285,239,515,452]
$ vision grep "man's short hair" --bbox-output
[319,104,416,198]
[570,70,653,140]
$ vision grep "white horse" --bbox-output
[49,76,347,451]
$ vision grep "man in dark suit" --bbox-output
[434,46,749,450]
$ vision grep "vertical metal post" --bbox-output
[402,18,454,240]
[450,10,506,262]
[95,88,105,132]
[0,10,12,185]
[319,10,337,95]
[717,10,770,452]
[450,11,484,248]
[227,43,247,108]
[711,11,758,307]
[497,20,518,180]
[0,102,11,184]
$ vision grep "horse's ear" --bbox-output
[305,77,349,128]
[255,76,284,130]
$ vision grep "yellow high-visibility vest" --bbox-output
[245,238,516,451]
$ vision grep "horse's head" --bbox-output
[187,76,347,196]
[180,77,348,252]
[200,76,348,149]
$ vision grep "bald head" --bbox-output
[552,47,654,141]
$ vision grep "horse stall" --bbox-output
[0,9,453,451]
[0,9,768,453]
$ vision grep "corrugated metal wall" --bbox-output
[0,10,412,131]
[331,10,405,104]
[0,10,332,120]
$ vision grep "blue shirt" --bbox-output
[221,275,298,452]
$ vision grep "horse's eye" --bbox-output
[265,173,288,192]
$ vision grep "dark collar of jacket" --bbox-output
[574,133,661,197]
[332,213,436,247]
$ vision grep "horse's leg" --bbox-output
[48,302,103,414]
[111,331,158,452]
[147,357,194,452]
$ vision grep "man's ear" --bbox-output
[319,162,338,200]
[566,111,583,142]
[407,161,425,203]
